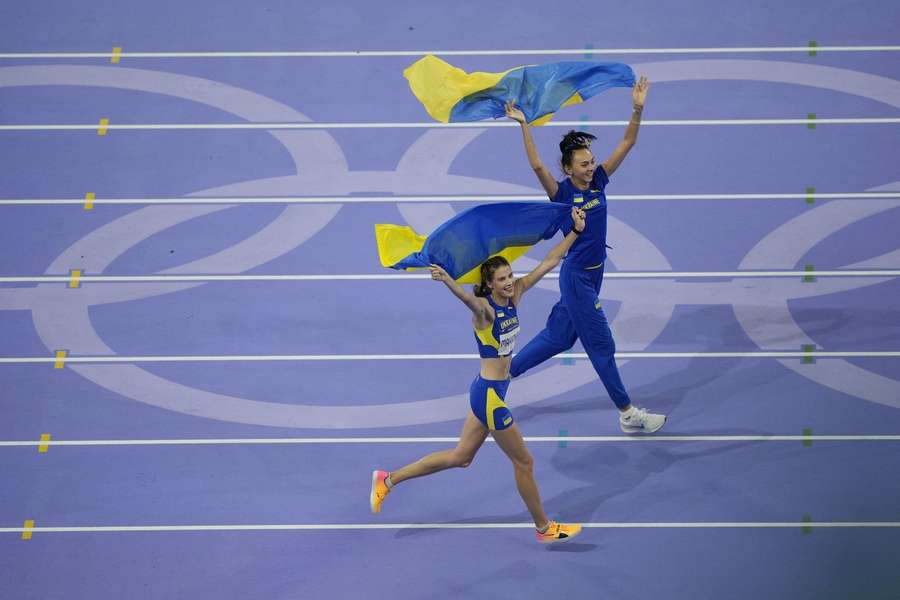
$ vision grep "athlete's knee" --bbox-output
[457,456,475,469]
[511,450,534,474]
[595,337,616,356]
[580,327,616,356]
[451,449,477,468]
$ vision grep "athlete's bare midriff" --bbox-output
[480,355,512,380]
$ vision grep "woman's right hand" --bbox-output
[429,264,451,282]
[571,207,586,233]
[505,101,527,124]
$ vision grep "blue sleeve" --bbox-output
[551,179,569,204]
[593,165,610,189]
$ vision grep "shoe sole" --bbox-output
[370,470,381,514]
[620,415,667,435]
[538,528,583,544]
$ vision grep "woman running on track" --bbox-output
[371,206,587,544]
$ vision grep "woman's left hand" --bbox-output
[632,75,650,108]
[571,207,586,233]
[504,101,527,124]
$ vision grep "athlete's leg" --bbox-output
[572,304,632,409]
[389,413,488,484]
[371,413,487,513]
[560,264,631,408]
[562,264,666,433]
[492,424,582,542]
[490,424,548,529]
[509,301,578,378]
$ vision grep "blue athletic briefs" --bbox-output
[469,375,514,431]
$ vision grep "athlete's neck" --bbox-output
[490,292,510,307]
[569,177,590,191]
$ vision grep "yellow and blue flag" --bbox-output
[403,55,635,125]
[375,202,574,283]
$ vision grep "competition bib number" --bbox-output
[498,326,520,356]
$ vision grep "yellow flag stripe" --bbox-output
[403,55,517,123]
[529,92,584,126]
[374,224,428,268]
[454,245,533,284]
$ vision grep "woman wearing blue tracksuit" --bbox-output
[504,75,666,434]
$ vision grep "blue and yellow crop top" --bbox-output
[474,295,520,358]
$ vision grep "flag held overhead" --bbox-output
[403,55,635,125]
[375,202,575,283]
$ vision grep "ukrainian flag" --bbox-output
[375,202,574,283]
[404,55,635,125]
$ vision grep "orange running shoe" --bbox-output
[370,470,391,513]
[535,520,582,544]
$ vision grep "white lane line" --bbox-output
[1,45,898,59]
[1,351,898,365]
[2,192,899,206]
[1,522,897,534]
[1,435,897,447]
[2,270,899,284]
[0,118,898,132]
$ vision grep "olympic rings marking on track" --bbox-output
[1,59,897,427]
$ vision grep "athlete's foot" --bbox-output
[370,470,391,513]
[619,406,667,434]
[535,521,582,544]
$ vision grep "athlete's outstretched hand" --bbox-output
[429,264,451,282]
[505,101,527,124]
[632,75,650,108]
[572,207,586,233]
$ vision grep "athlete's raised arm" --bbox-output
[429,264,491,323]
[602,75,649,177]
[505,102,559,200]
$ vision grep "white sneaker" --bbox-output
[619,407,666,434]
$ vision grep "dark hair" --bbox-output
[473,256,511,297]
[559,130,597,171]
